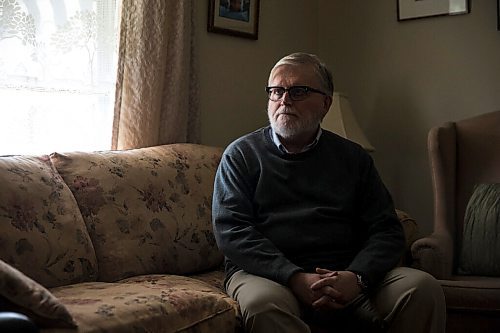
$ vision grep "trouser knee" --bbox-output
[384,268,446,333]
[408,270,445,307]
[242,289,301,320]
[245,300,307,333]
[226,271,310,333]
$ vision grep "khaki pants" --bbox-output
[226,267,445,333]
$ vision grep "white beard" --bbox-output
[268,108,322,140]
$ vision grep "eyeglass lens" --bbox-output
[267,87,309,101]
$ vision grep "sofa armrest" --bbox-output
[395,210,418,247]
[411,232,454,279]
[0,312,38,333]
[395,209,419,266]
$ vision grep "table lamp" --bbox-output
[322,92,375,152]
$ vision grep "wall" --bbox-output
[196,0,319,147]
[318,0,500,234]
[197,0,500,235]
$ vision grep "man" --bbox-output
[212,52,445,333]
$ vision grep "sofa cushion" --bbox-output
[0,259,77,328]
[0,155,98,288]
[189,268,227,292]
[50,275,238,333]
[50,144,224,281]
[458,183,500,276]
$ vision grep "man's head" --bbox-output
[267,53,334,143]
[269,53,334,96]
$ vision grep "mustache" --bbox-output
[276,107,295,115]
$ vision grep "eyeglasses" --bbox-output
[265,86,328,102]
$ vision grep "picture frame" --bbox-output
[498,0,500,31]
[208,0,260,40]
[397,0,470,21]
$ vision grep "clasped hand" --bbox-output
[288,268,361,311]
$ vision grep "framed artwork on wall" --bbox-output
[208,0,260,40]
[397,0,470,21]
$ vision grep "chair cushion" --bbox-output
[0,259,76,328]
[458,183,500,276]
[440,276,500,312]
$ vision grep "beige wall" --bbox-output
[197,0,500,235]
[196,0,319,146]
[318,1,500,234]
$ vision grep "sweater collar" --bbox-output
[270,126,322,154]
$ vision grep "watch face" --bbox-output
[356,274,368,291]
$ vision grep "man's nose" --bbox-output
[280,91,292,104]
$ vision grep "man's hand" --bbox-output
[288,272,343,306]
[310,268,361,311]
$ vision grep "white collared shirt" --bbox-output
[271,127,322,154]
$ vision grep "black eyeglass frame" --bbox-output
[265,85,328,101]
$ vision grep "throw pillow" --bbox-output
[458,183,500,276]
[0,259,77,328]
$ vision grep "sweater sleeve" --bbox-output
[212,148,303,285]
[346,152,406,289]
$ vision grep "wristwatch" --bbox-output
[355,273,368,292]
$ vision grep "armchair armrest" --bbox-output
[411,232,454,279]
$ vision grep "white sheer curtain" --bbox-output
[0,0,120,156]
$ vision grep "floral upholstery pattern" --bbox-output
[0,144,420,333]
[50,144,224,282]
[395,209,418,246]
[0,259,76,328]
[190,268,243,330]
[190,267,226,292]
[47,274,238,333]
[0,155,97,288]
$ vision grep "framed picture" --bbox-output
[498,0,500,31]
[397,0,470,21]
[208,0,260,40]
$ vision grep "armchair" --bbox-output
[411,110,500,332]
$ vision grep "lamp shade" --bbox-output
[322,92,375,152]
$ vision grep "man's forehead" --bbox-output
[269,64,318,84]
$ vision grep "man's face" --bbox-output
[267,64,331,140]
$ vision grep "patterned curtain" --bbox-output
[112,0,199,150]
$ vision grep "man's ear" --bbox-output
[322,95,333,117]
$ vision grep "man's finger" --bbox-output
[310,284,343,301]
[316,268,337,275]
[312,295,344,310]
[310,276,339,290]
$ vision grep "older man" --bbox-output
[212,52,445,333]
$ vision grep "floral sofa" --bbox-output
[0,143,239,333]
[0,143,418,333]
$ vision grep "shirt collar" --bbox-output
[271,127,322,154]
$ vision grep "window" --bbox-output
[0,0,120,155]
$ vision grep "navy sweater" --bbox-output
[212,126,405,289]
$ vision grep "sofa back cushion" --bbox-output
[0,155,98,288]
[50,144,224,282]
